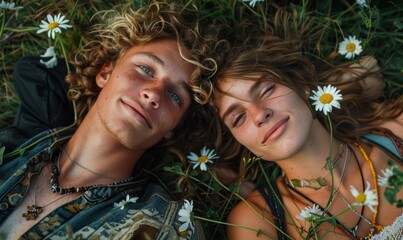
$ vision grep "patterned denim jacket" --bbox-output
[0,129,204,239]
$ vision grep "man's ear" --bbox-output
[96,63,113,88]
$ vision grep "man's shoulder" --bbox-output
[1,127,75,165]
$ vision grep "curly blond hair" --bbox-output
[65,1,216,124]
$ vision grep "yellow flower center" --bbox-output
[346,43,356,52]
[198,155,208,163]
[319,93,333,104]
[48,22,59,30]
[356,193,366,203]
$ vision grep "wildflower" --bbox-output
[37,13,72,39]
[178,199,194,232]
[356,0,368,8]
[296,204,324,221]
[0,1,23,10]
[378,167,395,187]
[309,84,343,115]
[350,181,378,212]
[187,146,219,171]
[338,35,363,59]
[113,194,138,210]
[40,46,58,68]
[243,0,264,7]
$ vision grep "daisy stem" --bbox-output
[313,207,352,224]
[4,27,38,32]
[0,13,5,38]
[56,35,71,73]
[324,115,335,210]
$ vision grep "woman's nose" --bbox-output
[250,105,272,127]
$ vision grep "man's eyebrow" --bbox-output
[138,52,165,66]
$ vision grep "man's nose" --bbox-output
[141,86,161,109]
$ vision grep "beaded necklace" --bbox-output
[22,147,137,221]
[354,143,383,239]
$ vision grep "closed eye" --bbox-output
[260,84,275,100]
[139,65,153,76]
[232,113,246,128]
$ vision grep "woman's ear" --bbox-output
[164,132,175,140]
[96,63,113,88]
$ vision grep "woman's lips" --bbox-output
[261,116,289,144]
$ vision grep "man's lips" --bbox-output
[121,99,152,129]
[261,116,289,144]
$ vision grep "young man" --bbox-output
[0,2,215,239]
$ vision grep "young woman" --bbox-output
[208,33,402,239]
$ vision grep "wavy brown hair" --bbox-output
[207,24,402,185]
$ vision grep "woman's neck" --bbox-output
[277,121,346,182]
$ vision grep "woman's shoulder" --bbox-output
[361,112,403,162]
[227,190,278,240]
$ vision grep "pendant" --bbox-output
[22,205,43,221]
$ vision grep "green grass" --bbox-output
[0,0,402,239]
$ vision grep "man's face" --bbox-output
[94,39,194,151]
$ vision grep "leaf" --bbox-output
[384,187,397,205]
[326,217,337,226]
[393,20,403,30]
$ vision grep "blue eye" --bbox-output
[170,91,182,105]
[139,65,153,76]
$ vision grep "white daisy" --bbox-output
[296,204,324,221]
[0,1,23,10]
[377,167,395,187]
[40,46,58,68]
[187,146,219,171]
[37,13,72,39]
[350,181,378,212]
[113,194,139,210]
[178,199,194,232]
[243,0,264,7]
[338,35,363,59]
[356,0,368,8]
[309,84,343,115]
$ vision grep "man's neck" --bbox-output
[59,109,144,186]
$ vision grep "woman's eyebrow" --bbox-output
[248,78,265,95]
[220,103,239,122]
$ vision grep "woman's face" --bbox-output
[214,75,315,161]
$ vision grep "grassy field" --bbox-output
[0,0,402,239]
